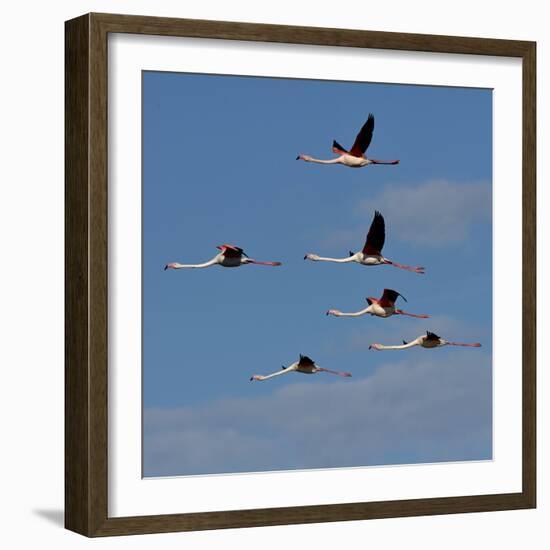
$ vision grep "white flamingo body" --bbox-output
[296,114,399,169]
[305,211,425,274]
[165,244,281,270]
[340,154,371,167]
[305,252,382,266]
[328,303,392,318]
[361,253,386,265]
[250,355,352,382]
[369,331,482,351]
[369,302,392,317]
[327,288,430,319]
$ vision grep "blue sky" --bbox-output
[142,71,492,477]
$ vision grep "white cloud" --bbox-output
[360,179,491,246]
[144,354,492,477]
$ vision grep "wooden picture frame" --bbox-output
[65,12,536,537]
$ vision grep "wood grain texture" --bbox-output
[92,12,533,56]
[65,14,91,535]
[64,12,537,537]
[521,42,537,508]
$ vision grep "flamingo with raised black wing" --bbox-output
[304,211,425,274]
[369,331,482,351]
[327,289,430,319]
[296,113,399,168]
[250,354,352,382]
[164,244,281,270]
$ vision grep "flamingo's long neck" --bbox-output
[305,157,341,165]
[322,256,356,263]
[165,257,219,269]
[330,306,371,317]
[252,364,298,381]
[372,340,420,350]
[308,255,357,263]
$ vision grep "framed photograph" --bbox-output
[65,13,536,537]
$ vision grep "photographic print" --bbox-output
[142,71,492,478]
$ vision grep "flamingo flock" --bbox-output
[165,114,482,383]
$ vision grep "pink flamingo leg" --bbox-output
[387,261,425,274]
[448,342,482,347]
[317,367,352,377]
[395,310,430,318]
[248,260,282,266]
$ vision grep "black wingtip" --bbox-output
[296,155,300,160]
[403,340,408,345]
[163,265,168,271]
[303,255,307,260]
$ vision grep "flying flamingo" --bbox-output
[327,289,430,319]
[296,113,399,168]
[250,354,352,382]
[304,211,425,274]
[369,331,482,351]
[164,244,281,270]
